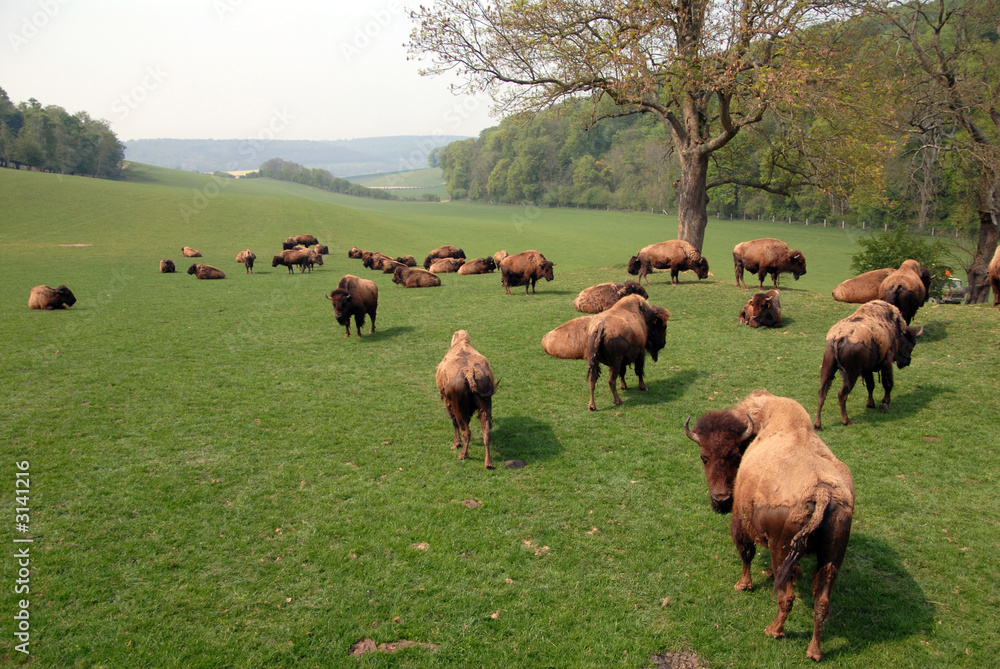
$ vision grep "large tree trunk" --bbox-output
[675,148,710,252]
[965,209,998,304]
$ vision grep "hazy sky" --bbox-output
[1,0,497,141]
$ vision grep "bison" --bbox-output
[182,246,201,257]
[733,238,806,290]
[159,259,176,273]
[348,246,367,259]
[990,246,1000,307]
[499,250,555,296]
[815,299,920,429]
[685,390,854,662]
[429,257,465,273]
[582,294,670,411]
[187,264,226,279]
[831,268,894,304]
[315,244,329,255]
[627,240,709,285]
[456,257,497,275]
[423,245,465,269]
[28,284,77,310]
[435,329,498,469]
[235,249,257,274]
[303,249,324,272]
[272,249,311,274]
[573,281,648,314]
[392,265,441,288]
[738,289,782,328]
[395,255,417,267]
[326,274,378,337]
[877,259,929,325]
[283,234,319,249]
[493,250,509,267]
[362,251,395,271]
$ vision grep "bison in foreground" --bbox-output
[392,265,441,288]
[159,259,176,273]
[435,330,497,469]
[990,246,1000,306]
[28,285,77,310]
[627,240,709,285]
[685,390,854,662]
[457,257,496,275]
[423,245,465,269]
[815,300,920,429]
[738,289,782,328]
[182,246,201,257]
[235,249,257,274]
[326,274,378,337]
[878,259,929,325]
[831,268,894,304]
[733,238,806,290]
[187,264,226,279]
[499,250,555,296]
[573,281,648,314]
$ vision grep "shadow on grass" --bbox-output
[493,415,563,464]
[365,325,416,341]
[620,368,702,407]
[914,319,948,343]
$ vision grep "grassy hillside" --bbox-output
[347,167,448,200]
[1,164,998,668]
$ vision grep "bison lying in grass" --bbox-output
[423,245,465,269]
[159,259,176,273]
[429,257,465,273]
[187,264,226,279]
[573,281,648,314]
[29,285,77,310]
[182,246,201,257]
[327,274,378,337]
[686,390,854,662]
[435,329,497,469]
[738,289,782,328]
[831,268,894,304]
[456,257,496,275]
[392,265,441,288]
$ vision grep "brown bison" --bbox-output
[435,329,498,469]
[303,249,324,272]
[348,246,368,259]
[392,265,442,288]
[733,238,806,290]
[362,251,395,271]
[395,255,417,267]
[315,244,329,255]
[28,284,77,310]
[989,246,1000,306]
[878,259,929,325]
[456,257,497,275]
[423,245,465,269]
[627,240,709,285]
[429,257,466,273]
[187,264,226,279]
[685,390,854,662]
[493,250,509,267]
[182,246,201,257]
[815,300,920,429]
[326,274,378,337]
[831,268,894,303]
[573,281,648,314]
[738,289,782,328]
[283,234,319,249]
[272,248,311,274]
[159,259,176,273]
[499,250,555,296]
[235,249,257,274]
[582,294,670,411]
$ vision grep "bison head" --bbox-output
[627,255,642,276]
[485,257,497,271]
[623,280,648,299]
[644,309,670,362]
[693,257,710,280]
[348,247,363,259]
[271,255,282,267]
[788,251,807,280]
[55,285,77,307]
[187,264,199,275]
[326,289,352,325]
[894,325,922,369]
[685,412,755,514]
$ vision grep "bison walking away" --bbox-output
[326,274,378,337]
[990,246,1000,306]
[815,300,920,429]
[685,390,854,661]
[187,264,226,279]
[733,238,806,290]
[159,259,176,273]
[392,265,441,288]
[423,245,465,269]
[182,246,201,257]
[831,268,894,303]
[435,330,497,469]
[573,281,648,314]
[627,240,709,285]
[499,250,555,296]
[235,249,257,274]
[456,257,496,275]
[28,285,77,310]
[738,290,782,328]
[878,259,930,325]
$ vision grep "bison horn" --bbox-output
[914,325,924,337]
[683,416,700,445]
[740,414,755,443]
[325,293,333,301]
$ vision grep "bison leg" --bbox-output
[618,361,629,390]
[607,365,623,406]
[353,314,366,337]
[633,354,648,392]
[478,398,494,469]
[368,308,377,334]
[587,362,601,411]
[862,370,877,409]
[730,515,756,591]
[879,365,894,413]
[671,268,680,285]
[815,348,839,430]
[837,370,860,426]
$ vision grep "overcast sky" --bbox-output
[1,0,497,141]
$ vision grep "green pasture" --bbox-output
[347,167,448,200]
[1,164,997,667]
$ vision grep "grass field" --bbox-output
[1,164,998,668]
[347,167,448,200]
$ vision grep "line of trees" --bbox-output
[256,158,397,200]
[0,88,124,178]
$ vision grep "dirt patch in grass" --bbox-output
[646,651,708,669]
[59,243,93,247]
[349,638,439,657]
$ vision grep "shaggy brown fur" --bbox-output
[499,250,555,296]
[272,248,312,274]
[187,264,226,279]
[182,246,201,257]
[283,234,319,249]
[348,246,368,259]
[573,281,649,314]
[435,330,497,469]
[493,250,509,267]
[235,249,257,274]
[392,265,441,288]
[815,300,920,429]
[627,240,709,285]
[831,268,893,303]
[429,257,466,273]
[738,289,782,328]
[303,249,324,272]
[423,245,465,269]
[395,255,417,267]
[732,238,806,290]
[28,284,77,310]
[326,274,378,337]
[362,251,395,271]
[159,259,176,273]
[456,257,497,275]
[990,246,1000,307]
[877,259,928,325]
[315,244,329,255]
[685,390,854,662]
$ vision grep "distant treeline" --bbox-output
[257,158,396,200]
[0,87,124,178]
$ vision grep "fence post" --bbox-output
[824,219,827,227]
[862,221,866,230]
[885,223,888,232]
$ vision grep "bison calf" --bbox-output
[738,289,782,328]
[327,274,378,337]
[29,285,77,310]
[435,330,497,469]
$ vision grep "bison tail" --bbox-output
[585,322,605,382]
[774,487,833,593]
[464,365,497,398]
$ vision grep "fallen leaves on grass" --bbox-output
[349,638,440,656]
